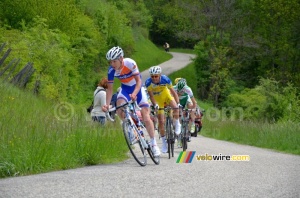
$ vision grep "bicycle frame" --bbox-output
[179,108,194,151]
[155,106,176,159]
[106,100,160,166]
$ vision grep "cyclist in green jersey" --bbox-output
[174,78,198,141]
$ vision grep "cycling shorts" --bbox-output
[117,87,150,108]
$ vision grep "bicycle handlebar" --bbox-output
[105,100,139,122]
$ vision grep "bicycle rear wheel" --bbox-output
[122,121,147,166]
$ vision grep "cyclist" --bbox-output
[102,46,160,157]
[145,66,181,153]
[174,78,198,141]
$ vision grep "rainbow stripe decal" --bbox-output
[176,151,196,163]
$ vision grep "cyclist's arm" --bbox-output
[169,86,179,104]
[147,90,156,106]
[190,96,197,109]
[131,74,142,100]
[105,83,114,108]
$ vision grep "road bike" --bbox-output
[178,108,194,151]
[193,107,204,136]
[106,100,160,166]
[155,106,176,159]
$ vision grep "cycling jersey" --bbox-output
[174,85,194,107]
[107,58,149,107]
[145,75,174,114]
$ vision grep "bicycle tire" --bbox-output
[166,116,174,159]
[146,141,160,165]
[182,123,188,151]
[170,122,175,157]
[122,121,147,166]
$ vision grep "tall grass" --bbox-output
[201,116,300,155]
[0,82,128,178]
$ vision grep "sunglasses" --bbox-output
[151,75,160,79]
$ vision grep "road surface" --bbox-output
[140,52,196,84]
[0,52,299,198]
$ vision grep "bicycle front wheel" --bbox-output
[182,123,188,151]
[122,121,147,166]
[166,117,175,159]
[146,140,160,165]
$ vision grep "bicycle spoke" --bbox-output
[122,121,147,166]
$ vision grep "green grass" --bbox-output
[0,82,128,178]
[200,115,300,155]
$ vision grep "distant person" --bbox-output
[91,78,108,125]
[164,42,170,52]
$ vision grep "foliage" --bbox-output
[0,0,80,35]
[145,0,300,108]
[224,78,300,122]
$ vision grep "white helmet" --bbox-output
[106,46,124,60]
[149,66,162,75]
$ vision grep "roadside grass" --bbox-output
[132,34,172,71]
[0,82,128,178]
[201,117,300,155]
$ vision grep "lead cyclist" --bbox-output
[174,78,198,142]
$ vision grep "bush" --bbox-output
[224,78,300,122]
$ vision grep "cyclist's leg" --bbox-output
[169,99,181,135]
[152,94,167,153]
[137,88,160,156]
[187,101,195,130]
[115,89,130,120]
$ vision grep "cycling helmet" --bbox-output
[174,77,182,84]
[149,66,162,75]
[176,78,187,91]
[106,46,124,60]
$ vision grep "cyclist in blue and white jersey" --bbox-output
[102,46,160,156]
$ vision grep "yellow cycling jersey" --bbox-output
[145,75,172,95]
[145,75,174,113]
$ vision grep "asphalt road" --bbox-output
[140,52,196,84]
[0,52,299,198]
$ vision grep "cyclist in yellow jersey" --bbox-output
[145,66,181,153]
